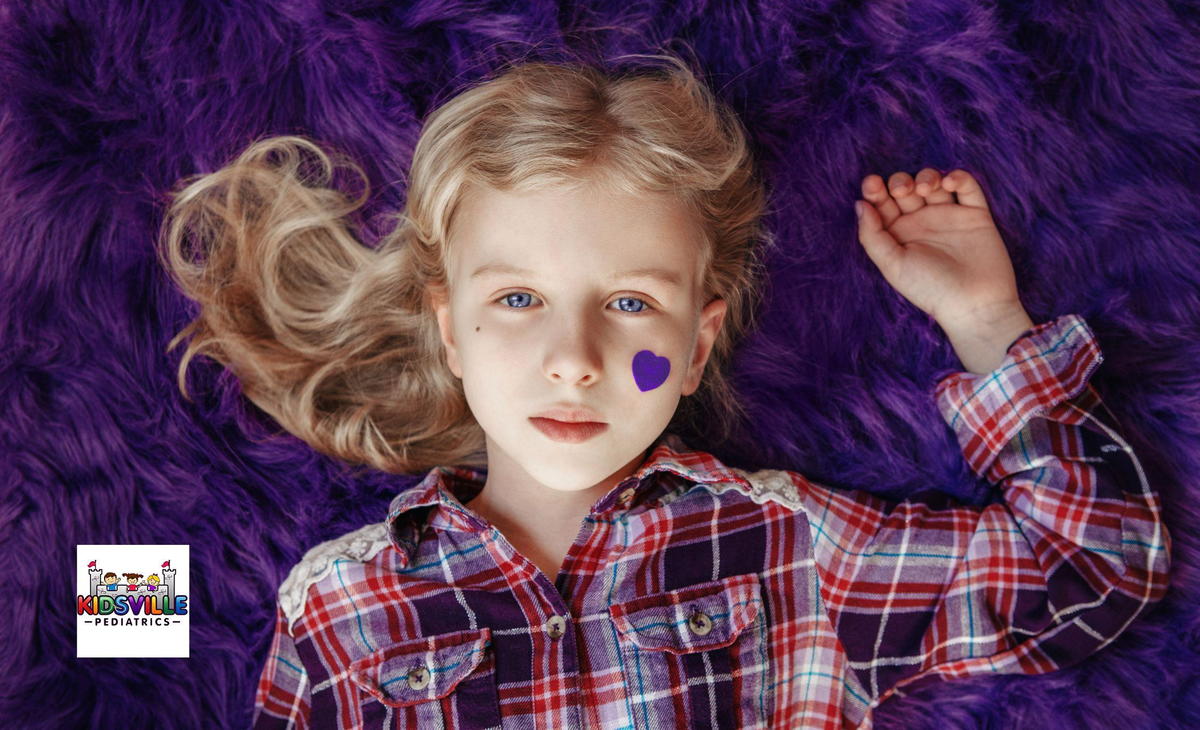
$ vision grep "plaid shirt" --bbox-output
[252,313,1170,729]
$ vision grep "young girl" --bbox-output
[157,55,1170,729]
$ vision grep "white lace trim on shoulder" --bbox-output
[278,521,393,635]
[707,467,804,512]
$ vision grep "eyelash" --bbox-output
[493,291,655,315]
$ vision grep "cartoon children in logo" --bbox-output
[85,559,177,606]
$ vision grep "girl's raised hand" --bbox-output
[855,168,1017,328]
[855,168,1034,374]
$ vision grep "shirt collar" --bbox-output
[383,431,750,568]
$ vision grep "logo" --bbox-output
[76,545,189,658]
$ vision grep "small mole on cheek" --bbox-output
[475,326,480,332]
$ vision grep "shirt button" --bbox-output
[687,610,713,636]
[544,614,567,639]
[618,487,636,505]
[406,665,430,690]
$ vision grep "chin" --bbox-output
[523,459,613,491]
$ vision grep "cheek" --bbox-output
[631,349,672,392]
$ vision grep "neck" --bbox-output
[471,482,604,537]
[464,443,649,577]
[471,453,641,531]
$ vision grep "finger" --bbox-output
[855,199,904,278]
[889,171,925,214]
[861,174,901,228]
[942,169,990,211]
[916,167,953,205]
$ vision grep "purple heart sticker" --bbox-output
[632,350,670,392]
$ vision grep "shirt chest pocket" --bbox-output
[347,626,501,729]
[609,572,771,729]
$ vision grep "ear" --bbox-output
[428,283,463,379]
[681,297,727,396]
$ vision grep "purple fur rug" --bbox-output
[2,1,1198,728]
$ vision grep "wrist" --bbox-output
[939,304,1035,375]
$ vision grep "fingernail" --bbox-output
[854,201,864,218]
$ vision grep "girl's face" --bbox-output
[430,180,727,493]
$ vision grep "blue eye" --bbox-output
[500,292,535,308]
[613,296,649,313]
[494,292,653,314]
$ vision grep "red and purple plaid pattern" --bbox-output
[252,313,1170,729]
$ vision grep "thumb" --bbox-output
[855,200,903,277]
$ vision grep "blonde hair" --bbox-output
[156,53,774,474]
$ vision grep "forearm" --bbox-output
[797,314,1169,714]
[935,314,1170,605]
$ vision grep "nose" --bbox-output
[542,314,604,385]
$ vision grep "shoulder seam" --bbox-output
[708,467,804,512]
[278,521,393,635]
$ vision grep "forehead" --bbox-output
[448,182,705,285]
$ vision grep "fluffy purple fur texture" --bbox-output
[2,1,1198,728]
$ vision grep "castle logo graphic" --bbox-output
[76,544,189,658]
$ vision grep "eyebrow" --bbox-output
[468,262,684,288]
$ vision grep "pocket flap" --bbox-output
[348,627,492,708]
[609,573,762,654]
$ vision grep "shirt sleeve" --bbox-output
[797,313,1172,718]
[251,602,312,730]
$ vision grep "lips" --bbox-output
[529,417,609,443]
[532,405,605,423]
